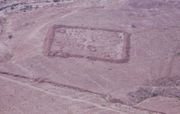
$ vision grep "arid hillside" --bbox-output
[0,0,180,114]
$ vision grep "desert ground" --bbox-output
[0,0,180,114]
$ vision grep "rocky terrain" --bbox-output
[0,0,180,114]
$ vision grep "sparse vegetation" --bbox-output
[8,35,12,39]
[176,52,180,56]
[53,0,60,2]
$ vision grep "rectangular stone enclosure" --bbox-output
[43,25,130,63]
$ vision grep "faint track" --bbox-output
[12,9,79,62]
[0,71,105,96]
[0,70,165,114]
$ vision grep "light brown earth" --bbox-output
[0,0,180,114]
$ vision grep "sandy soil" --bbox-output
[0,0,180,114]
